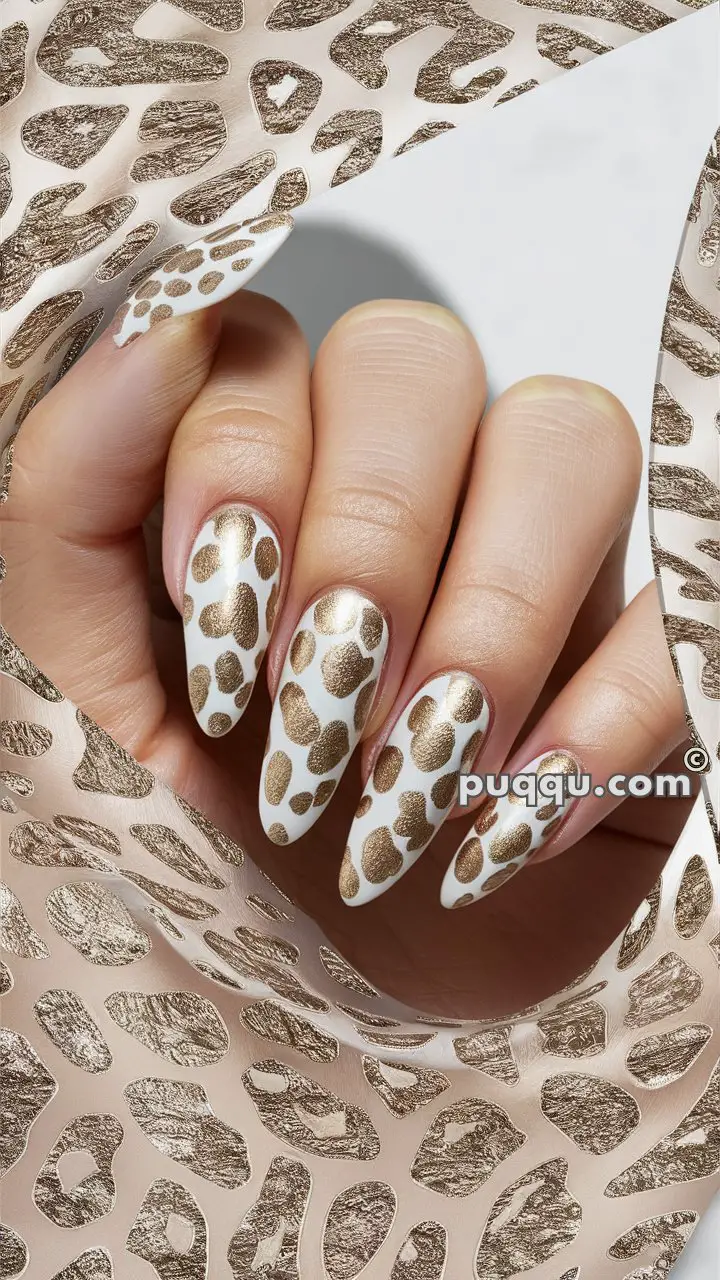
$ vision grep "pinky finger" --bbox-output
[441,582,687,908]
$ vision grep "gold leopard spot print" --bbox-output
[307,721,350,774]
[265,751,292,805]
[188,665,211,714]
[361,827,404,883]
[279,682,321,745]
[488,823,533,863]
[290,630,316,673]
[393,791,435,852]
[455,836,484,884]
[373,745,404,793]
[321,641,374,697]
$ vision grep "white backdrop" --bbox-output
[256,11,720,1275]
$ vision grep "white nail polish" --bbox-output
[259,588,389,845]
[340,672,490,905]
[112,214,293,348]
[440,749,580,909]
[184,507,281,737]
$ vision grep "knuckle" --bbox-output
[452,573,556,648]
[588,665,678,750]
[315,481,437,546]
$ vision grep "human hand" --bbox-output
[3,292,690,1015]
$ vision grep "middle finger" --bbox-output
[259,300,485,844]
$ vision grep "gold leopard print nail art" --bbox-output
[441,749,580,907]
[113,215,293,349]
[260,589,388,843]
[341,672,490,905]
[184,507,281,737]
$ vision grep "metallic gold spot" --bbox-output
[149,304,173,325]
[483,865,521,893]
[213,508,256,555]
[360,605,384,650]
[452,893,474,909]
[339,851,360,900]
[361,827,403,883]
[266,581,279,631]
[489,823,533,864]
[356,795,372,818]
[183,593,194,624]
[537,800,559,821]
[199,583,259,649]
[537,750,578,777]
[461,728,484,770]
[455,837,483,884]
[308,721,350,774]
[170,248,204,272]
[279,682,321,745]
[199,270,224,294]
[354,679,377,731]
[321,642,374,698]
[407,695,437,733]
[208,713,232,736]
[191,543,221,582]
[265,751,292,805]
[133,299,151,317]
[431,770,459,809]
[446,674,484,723]
[475,800,498,835]
[136,277,163,299]
[290,630,315,674]
[373,745,403,793]
[289,792,312,815]
[268,823,289,845]
[254,535,279,580]
[215,651,244,693]
[188,665,211,714]
[210,238,253,259]
[235,684,253,710]
[165,278,192,296]
[314,590,359,634]
[393,791,435,851]
[314,780,336,807]
[409,701,455,772]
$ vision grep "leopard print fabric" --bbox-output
[1,3,719,1278]
[650,130,720,839]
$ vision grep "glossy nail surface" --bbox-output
[340,672,490,905]
[184,507,281,737]
[440,749,581,908]
[260,589,389,845]
[113,214,293,348]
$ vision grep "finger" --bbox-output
[340,377,641,906]
[3,310,221,751]
[162,292,312,738]
[441,581,685,907]
[259,300,486,845]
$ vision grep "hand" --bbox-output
[3,293,690,1016]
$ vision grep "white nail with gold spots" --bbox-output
[339,672,491,906]
[184,507,281,738]
[440,749,581,909]
[113,213,293,348]
[260,589,389,845]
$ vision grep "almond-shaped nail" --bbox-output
[339,672,491,905]
[113,214,293,349]
[259,588,389,845]
[184,506,281,737]
[440,749,581,908]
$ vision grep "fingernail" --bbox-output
[440,748,581,909]
[184,506,281,737]
[112,214,293,349]
[339,672,491,905]
[259,588,389,845]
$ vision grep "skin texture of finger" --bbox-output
[441,581,685,907]
[3,308,221,750]
[342,376,641,904]
[162,293,312,736]
[260,300,486,843]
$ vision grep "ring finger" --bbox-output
[259,300,486,844]
[340,376,643,904]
